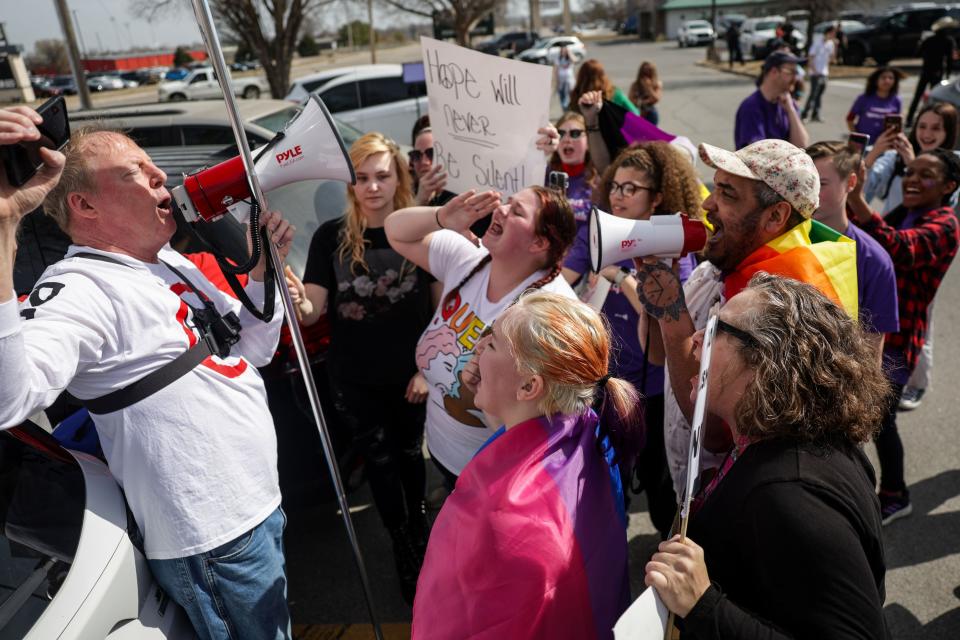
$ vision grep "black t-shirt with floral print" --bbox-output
[303,216,434,385]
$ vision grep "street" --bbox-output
[276,39,960,639]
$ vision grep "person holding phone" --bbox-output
[0,114,297,640]
[864,102,959,215]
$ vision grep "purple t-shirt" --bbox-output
[844,222,899,334]
[734,90,792,150]
[848,93,902,144]
[564,224,696,396]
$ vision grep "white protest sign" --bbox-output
[679,311,719,526]
[420,36,552,196]
[613,587,669,639]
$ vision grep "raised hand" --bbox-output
[437,189,502,233]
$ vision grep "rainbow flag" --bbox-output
[723,218,859,319]
[412,411,630,640]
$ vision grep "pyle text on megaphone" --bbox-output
[171,95,356,225]
[589,206,707,272]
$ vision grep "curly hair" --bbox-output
[597,142,703,217]
[570,59,614,113]
[341,132,414,274]
[919,147,960,205]
[498,291,644,468]
[731,273,889,447]
[864,66,905,97]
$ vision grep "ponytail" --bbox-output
[594,376,645,474]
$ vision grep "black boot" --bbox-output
[388,524,423,606]
[407,501,432,557]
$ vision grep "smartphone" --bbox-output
[847,132,870,162]
[883,114,903,135]
[548,170,569,196]
[1,96,71,187]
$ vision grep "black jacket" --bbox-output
[680,438,888,639]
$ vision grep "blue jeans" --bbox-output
[148,508,292,640]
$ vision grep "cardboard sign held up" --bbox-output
[420,36,552,197]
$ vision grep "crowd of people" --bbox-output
[1,34,959,640]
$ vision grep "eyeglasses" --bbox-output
[716,318,759,349]
[408,148,434,164]
[557,128,585,140]
[609,180,655,198]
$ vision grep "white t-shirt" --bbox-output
[809,38,835,77]
[416,230,576,475]
[0,245,283,560]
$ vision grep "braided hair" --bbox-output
[441,186,577,308]
[920,147,960,205]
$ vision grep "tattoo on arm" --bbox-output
[635,262,686,321]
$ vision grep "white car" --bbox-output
[284,64,427,144]
[739,16,807,59]
[677,20,716,47]
[158,67,268,102]
[516,36,587,65]
[1,421,196,639]
[87,75,126,91]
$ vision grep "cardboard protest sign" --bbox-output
[613,587,669,639]
[420,36,552,196]
[679,311,719,527]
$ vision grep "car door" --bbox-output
[358,75,424,143]
[189,69,220,100]
[317,76,363,130]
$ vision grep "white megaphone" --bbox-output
[589,206,708,272]
[171,95,355,224]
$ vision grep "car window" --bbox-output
[302,73,347,94]
[688,21,711,28]
[189,73,207,84]
[175,126,268,147]
[251,107,301,133]
[319,82,360,113]
[888,14,908,30]
[125,126,172,148]
[756,21,779,31]
[0,428,85,639]
[360,76,408,107]
[908,10,945,31]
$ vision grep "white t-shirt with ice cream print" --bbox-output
[416,230,576,475]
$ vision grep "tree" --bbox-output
[337,21,371,48]
[134,0,335,98]
[173,45,194,67]
[26,39,70,75]
[297,33,320,57]
[382,0,503,46]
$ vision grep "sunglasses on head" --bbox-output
[557,128,585,140]
[409,148,434,163]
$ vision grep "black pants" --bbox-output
[802,75,827,119]
[875,384,906,493]
[728,41,743,67]
[328,377,426,529]
[429,450,459,492]
[633,393,677,538]
[907,71,943,127]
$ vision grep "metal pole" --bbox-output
[367,0,376,64]
[187,2,384,638]
[72,10,88,59]
[52,0,93,109]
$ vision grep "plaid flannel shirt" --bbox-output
[859,205,960,374]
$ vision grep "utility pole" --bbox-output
[53,0,92,108]
[562,0,572,36]
[367,0,376,64]
[529,0,541,35]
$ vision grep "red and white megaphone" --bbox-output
[171,95,355,224]
[589,206,708,272]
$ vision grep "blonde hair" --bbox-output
[340,132,414,274]
[497,291,643,464]
[43,126,129,235]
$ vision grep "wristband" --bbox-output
[435,206,444,229]
[613,267,630,286]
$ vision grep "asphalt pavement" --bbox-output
[278,38,960,639]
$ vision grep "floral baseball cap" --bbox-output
[698,139,819,218]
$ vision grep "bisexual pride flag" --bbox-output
[412,410,630,639]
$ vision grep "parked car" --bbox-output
[284,64,427,144]
[619,14,639,35]
[813,19,867,34]
[475,31,539,57]
[158,67,268,102]
[49,75,78,95]
[30,77,62,97]
[739,16,806,59]
[164,67,190,82]
[0,421,196,639]
[516,36,587,64]
[677,19,716,47]
[843,4,951,66]
[716,13,747,38]
[87,75,126,91]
